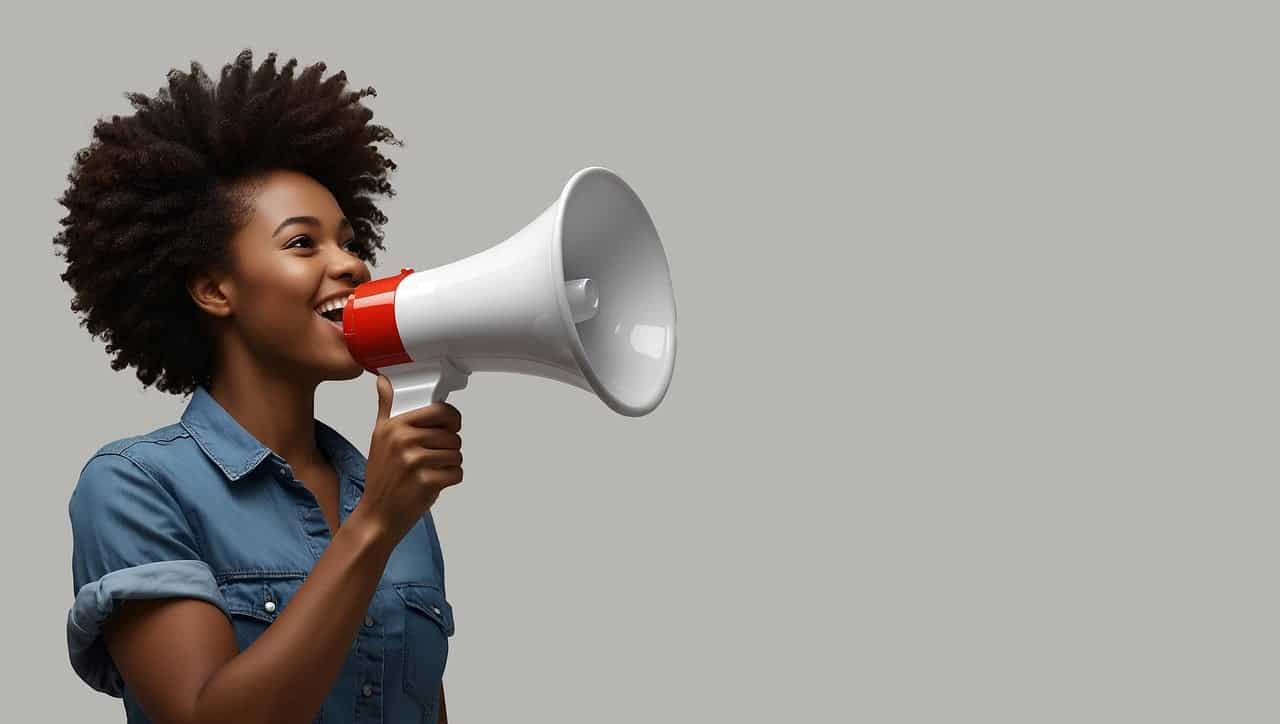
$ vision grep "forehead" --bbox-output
[244,170,342,227]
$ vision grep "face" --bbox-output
[195,169,374,384]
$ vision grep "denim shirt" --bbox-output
[66,385,455,723]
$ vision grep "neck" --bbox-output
[207,335,323,470]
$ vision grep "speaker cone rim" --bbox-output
[549,166,676,417]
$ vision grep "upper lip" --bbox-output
[313,289,356,311]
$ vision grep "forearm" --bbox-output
[192,508,396,724]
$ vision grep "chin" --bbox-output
[326,359,368,381]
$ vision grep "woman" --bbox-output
[54,49,463,723]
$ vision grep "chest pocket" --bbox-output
[217,576,322,723]
[394,583,454,721]
[217,576,305,653]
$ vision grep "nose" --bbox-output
[327,243,371,285]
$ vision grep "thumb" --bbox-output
[375,374,394,422]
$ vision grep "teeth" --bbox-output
[314,297,348,315]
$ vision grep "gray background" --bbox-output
[1,1,1274,721]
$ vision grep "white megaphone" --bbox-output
[341,166,676,418]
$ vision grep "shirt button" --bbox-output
[432,606,442,615]
[364,615,374,627]
[264,600,276,614]
[361,684,373,697]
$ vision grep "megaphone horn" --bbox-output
[341,166,677,418]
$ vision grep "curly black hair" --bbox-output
[53,49,403,396]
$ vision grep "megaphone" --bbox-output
[341,166,677,418]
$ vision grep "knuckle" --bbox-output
[393,426,417,448]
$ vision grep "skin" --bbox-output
[101,168,463,724]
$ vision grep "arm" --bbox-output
[103,509,397,724]
[91,380,461,724]
[438,683,447,723]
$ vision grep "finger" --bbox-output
[395,401,462,432]
[399,427,462,451]
[440,402,462,432]
[407,447,463,469]
[438,466,464,487]
[375,375,393,422]
[419,466,464,488]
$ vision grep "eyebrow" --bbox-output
[272,216,354,238]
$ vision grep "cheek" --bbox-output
[234,267,321,341]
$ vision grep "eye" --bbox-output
[285,235,362,255]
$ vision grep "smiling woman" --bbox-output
[187,168,375,387]
[54,49,400,396]
[54,49,461,724]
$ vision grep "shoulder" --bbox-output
[67,425,208,555]
[72,423,195,502]
[84,422,188,467]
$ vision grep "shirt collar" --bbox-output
[180,385,365,485]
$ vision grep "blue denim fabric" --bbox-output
[67,385,454,723]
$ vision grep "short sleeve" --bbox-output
[66,452,229,696]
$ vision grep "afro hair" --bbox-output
[52,49,403,396]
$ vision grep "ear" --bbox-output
[187,267,233,319]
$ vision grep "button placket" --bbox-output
[352,592,384,722]
[269,453,293,483]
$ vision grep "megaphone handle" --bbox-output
[382,358,471,418]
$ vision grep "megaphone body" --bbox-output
[341,167,676,418]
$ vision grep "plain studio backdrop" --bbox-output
[0,1,1274,721]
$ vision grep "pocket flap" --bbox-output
[217,577,300,623]
[394,583,455,637]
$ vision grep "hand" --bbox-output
[356,374,463,545]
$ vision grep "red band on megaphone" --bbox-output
[343,267,414,374]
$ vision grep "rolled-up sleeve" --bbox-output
[67,452,229,696]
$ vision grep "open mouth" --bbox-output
[317,308,342,328]
[314,297,348,331]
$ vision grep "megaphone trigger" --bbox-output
[382,357,470,419]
